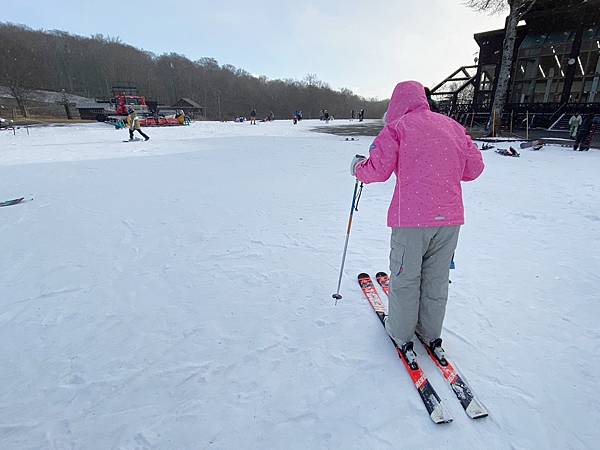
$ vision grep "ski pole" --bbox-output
[332,177,364,302]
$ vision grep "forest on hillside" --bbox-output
[0,23,389,120]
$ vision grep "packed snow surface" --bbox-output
[1,120,599,449]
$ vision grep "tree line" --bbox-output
[0,23,388,120]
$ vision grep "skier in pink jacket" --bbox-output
[351,81,484,368]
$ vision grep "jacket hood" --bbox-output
[385,81,430,123]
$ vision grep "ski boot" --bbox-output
[428,338,448,366]
[400,341,419,370]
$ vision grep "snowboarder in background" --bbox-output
[569,112,583,139]
[250,108,257,125]
[350,81,484,367]
[127,107,149,141]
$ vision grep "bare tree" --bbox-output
[0,42,37,117]
[465,0,538,135]
[0,22,390,121]
[446,81,475,104]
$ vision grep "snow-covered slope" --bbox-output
[0,86,95,107]
[1,120,598,449]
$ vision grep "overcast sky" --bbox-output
[4,0,506,99]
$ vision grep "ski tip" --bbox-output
[375,272,388,279]
[357,273,370,280]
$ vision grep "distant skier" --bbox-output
[569,112,583,139]
[324,109,330,123]
[127,107,149,141]
[358,108,365,122]
[250,108,257,125]
[351,109,356,121]
[350,81,484,367]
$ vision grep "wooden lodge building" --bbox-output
[432,0,600,129]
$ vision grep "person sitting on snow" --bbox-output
[495,147,520,157]
[127,107,150,141]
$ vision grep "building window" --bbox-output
[511,31,573,104]
[570,27,600,102]
[479,65,496,91]
[476,64,496,108]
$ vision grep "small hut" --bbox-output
[172,98,205,119]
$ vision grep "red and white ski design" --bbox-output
[375,272,488,419]
[357,273,452,424]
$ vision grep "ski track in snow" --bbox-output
[1,120,599,449]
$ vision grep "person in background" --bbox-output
[574,115,594,151]
[569,112,583,139]
[351,109,356,121]
[575,115,600,151]
[175,109,186,125]
[250,108,257,125]
[350,81,484,368]
[358,108,365,121]
[127,107,149,141]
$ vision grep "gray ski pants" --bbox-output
[385,226,460,346]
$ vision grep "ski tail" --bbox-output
[358,273,453,424]
[357,273,386,321]
[375,272,389,295]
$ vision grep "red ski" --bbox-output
[375,272,488,419]
[357,273,452,424]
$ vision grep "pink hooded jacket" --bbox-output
[355,81,484,228]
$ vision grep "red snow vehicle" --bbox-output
[114,94,148,116]
[98,86,187,127]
